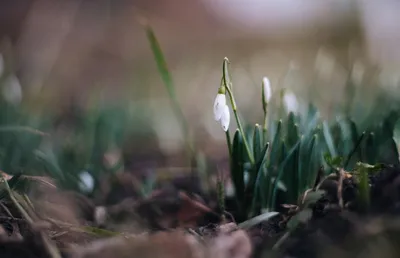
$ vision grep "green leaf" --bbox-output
[323,153,343,168]
[249,140,270,215]
[231,129,245,204]
[323,121,337,157]
[253,124,263,163]
[286,112,299,148]
[307,134,320,187]
[34,149,64,180]
[0,173,26,200]
[270,140,301,209]
[269,120,282,169]
[244,124,254,161]
[344,131,365,170]
[144,21,192,159]
[303,103,320,134]
[365,132,375,164]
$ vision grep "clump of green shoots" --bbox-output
[214,57,400,222]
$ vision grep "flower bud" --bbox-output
[220,104,230,131]
[213,93,227,121]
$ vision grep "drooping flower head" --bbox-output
[213,93,226,121]
[220,104,230,131]
[213,85,230,131]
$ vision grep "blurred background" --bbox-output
[1,0,400,162]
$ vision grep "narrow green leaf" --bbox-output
[270,141,301,209]
[365,132,375,164]
[344,131,365,169]
[249,141,270,215]
[253,124,262,163]
[286,112,298,148]
[34,149,64,180]
[144,22,193,159]
[307,134,320,187]
[269,120,282,169]
[323,121,337,157]
[231,129,245,204]
[296,135,305,197]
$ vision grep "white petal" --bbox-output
[220,104,230,131]
[2,75,22,105]
[78,171,94,193]
[213,93,226,121]
[283,91,299,113]
[262,77,272,103]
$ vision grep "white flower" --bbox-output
[94,206,107,225]
[220,104,230,131]
[2,75,22,105]
[262,77,272,103]
[213,93,226,121]
[78,171,94,193]
[283,91,299,113]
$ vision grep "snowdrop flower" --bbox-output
[214,86,230,131]
[213,93,227,121]
[2,75,22,105]
[262,77,272,103]
[78,171,94,193]
[220,104,230,131]
[283,90,299,114]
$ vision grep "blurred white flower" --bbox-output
[78,171,94,193]
[94,206,107,226]
[262,77,272,103]
[283,91,299,113]
[2,75,22,105]
[213,93,226,121]
[220,104,230,131]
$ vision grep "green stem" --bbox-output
[263,108,268,131]
[262,105,268,145]
[223,58,255,165]
[225,130,232,157]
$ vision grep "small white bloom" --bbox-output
[262,77,272,103]
[94,206,107,225]
[2,75,22,105]
[213,93,226,121]
[78,171,94,193]
[220,104,230,131]
[283,91,299,114]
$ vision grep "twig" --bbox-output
[301,189,313,206]
[2,179,62,258]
